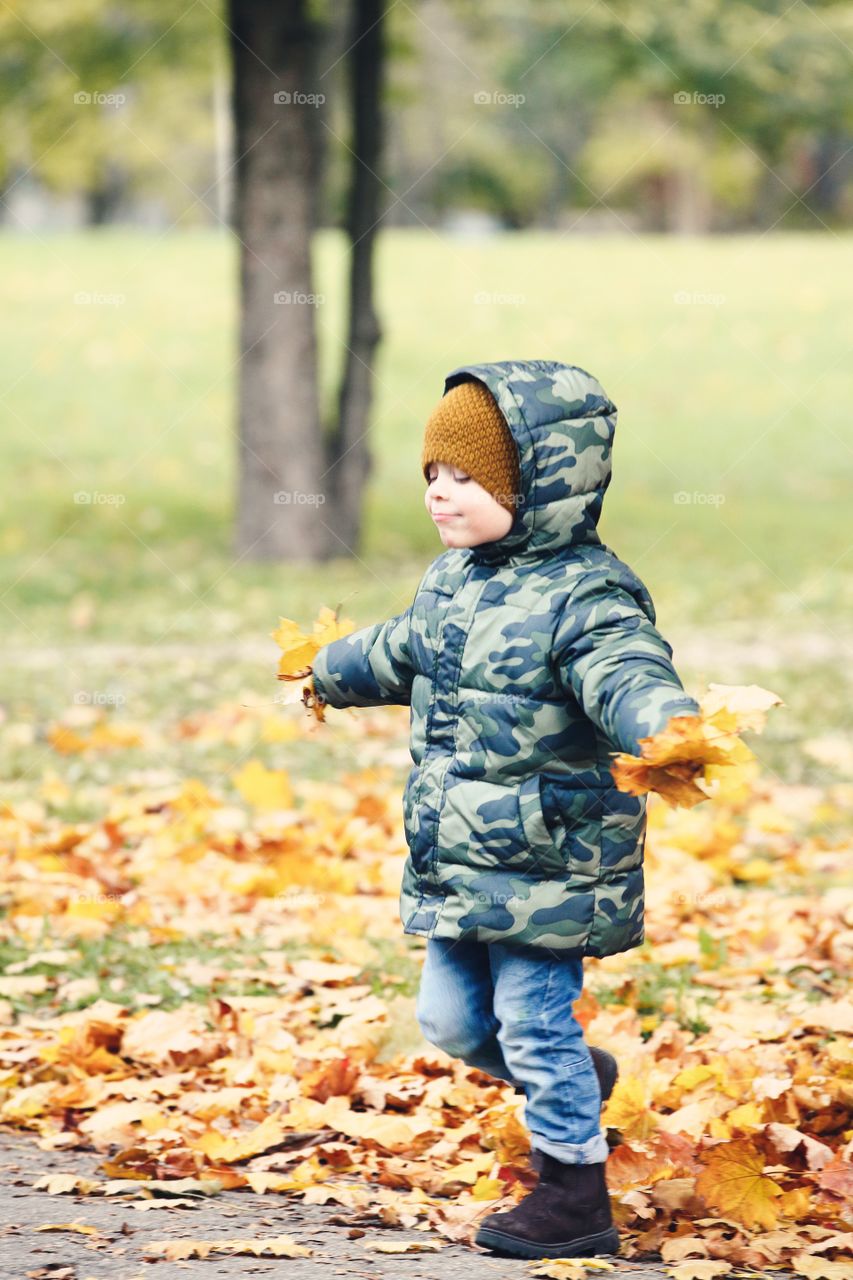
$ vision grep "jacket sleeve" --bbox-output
[311,601,418,710]
[551,570,701,758]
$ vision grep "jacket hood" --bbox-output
[442,359,617,565]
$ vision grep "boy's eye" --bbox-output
[425,468,469,483]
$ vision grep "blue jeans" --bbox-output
[415,937,609,1164]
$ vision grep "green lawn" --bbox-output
[1,228,851,783]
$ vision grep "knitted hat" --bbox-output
[421,379,521,513]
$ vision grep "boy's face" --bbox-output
[424,460,515,548]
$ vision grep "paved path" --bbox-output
[0,1129,701,1280]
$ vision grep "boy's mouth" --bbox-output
[432,513,459,522]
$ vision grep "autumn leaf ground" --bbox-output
[1,638,851,1278]
[1,231,851,1274]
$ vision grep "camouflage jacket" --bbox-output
[311,360,700,957]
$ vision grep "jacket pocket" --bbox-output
[599,791,646,873]
[517,775,602,880]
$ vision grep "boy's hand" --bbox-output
[271,606,352,723]
[610,684,783,809]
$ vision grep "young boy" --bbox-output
[310,360,702,1260]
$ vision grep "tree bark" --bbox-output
[807,130,851,220]
[325,0,386,558]
[85,161,126,225]
[229,0,329,560]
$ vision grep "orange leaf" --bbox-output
[612,683,783,808]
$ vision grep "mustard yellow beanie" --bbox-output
[421,379,521,513]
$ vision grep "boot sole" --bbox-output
[474,1224,621,1259]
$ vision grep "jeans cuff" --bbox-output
[530,1127,610,1164]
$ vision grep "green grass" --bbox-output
[0,925,425,1019]
[2,228,851,638]
[1,228,851,785]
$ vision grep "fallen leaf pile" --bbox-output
[0,659,850,1275]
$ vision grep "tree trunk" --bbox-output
[229,0,330,561]
[85,162,126,225]
[325,0,386,559]
[807,130,851,220]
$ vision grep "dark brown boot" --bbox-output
[475,1152,620,1259]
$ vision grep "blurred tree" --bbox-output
[326,0,389,561]
[228,0,391,561]
[0,0,221,224]
[489,0,853,231]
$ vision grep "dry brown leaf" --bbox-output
[665,1264,733,1280]
[32,1173,102,1195]
[790,1256,853,1280]
[145,1234,312,1259]
[363,1238,444,1252]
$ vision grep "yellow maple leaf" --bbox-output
[191,1113,288,1163]
[272,606,354,722]
[471,1175,505,1200]
[694,1138,784,1230]
[233,760,294,811]
[601,1075,659,1141]
[272,605,354,679]
[612,683,783,808]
